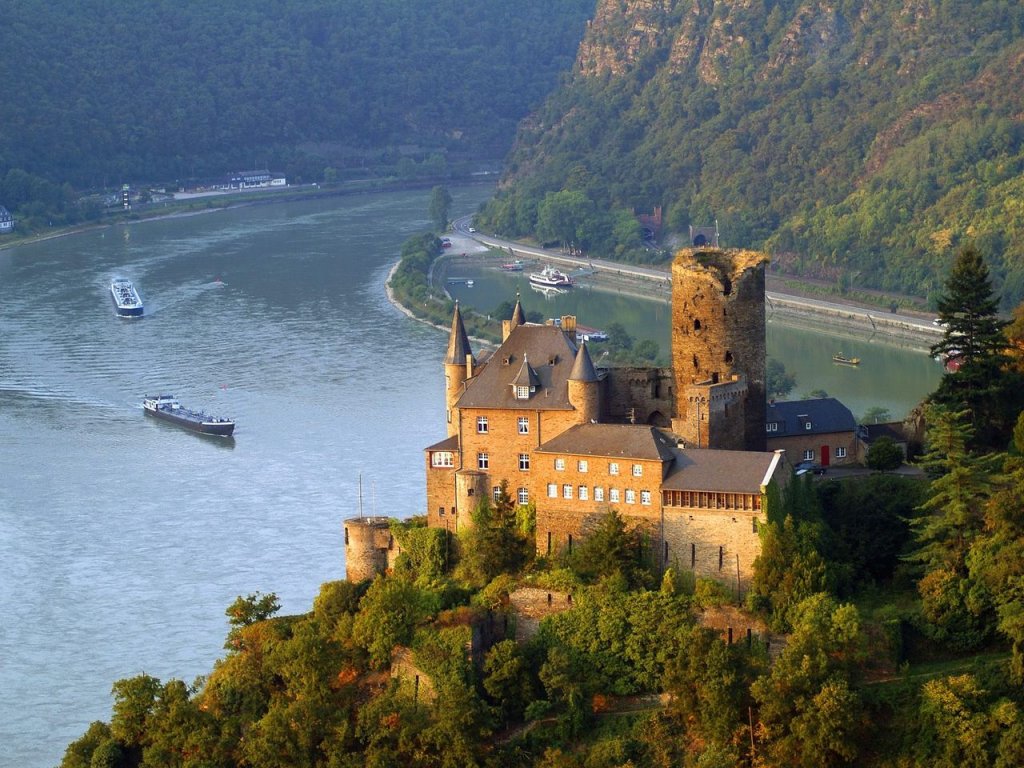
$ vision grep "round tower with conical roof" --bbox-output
[444,301,474,437]
[568,341,601,423]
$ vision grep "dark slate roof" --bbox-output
[569,341,598,382]
[862,422,907,445]
[662,448,784,493]
[765,397,856,436]
[536,423,677,462]
[456,324,579,411]
[511,295,526,326]
[445,303,474,365]
[425,434,459,452]
[513,356,542,387]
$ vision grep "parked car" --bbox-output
[795,461,827,476]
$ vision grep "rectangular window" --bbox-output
[518,416,529,434]
[577,459,588,472]
[610,488,620,503]
[579,485,588,500]
[805,422,812,430]
[519,453,530,471]
[516,385,530,399]
[802,449,814,461]
[547,483,558,498]
[568,534,573,554]
[625,489,636,504]
[595,487,605,502]
[609,462,620,476]
[547,531,552,555]
[555,457,565,471]
[641,490,651,506]
[766,422,778,432]
[438,506,444,517]
[719,546,724,570]
[563,484,573,499]
[690,543,696,568]
[836,446,847,458]
[431,451,454,467]
[632,464,643,477]
[477,416,488,433]
[493,486,501,501]
[518,487,529,505]
[478,452,489,470]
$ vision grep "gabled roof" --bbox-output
[765,397,856,436]
[662,448,783,493]
[425,434,459,452]
[861,422,908,445]
[445,302,474,366]
[456,324,579,411]
[536,423,677,462]
[513,356,541,387]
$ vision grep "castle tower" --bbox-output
[671,248,768,451]
[344,516,396,582]
[502,292,527,341]
[445,301,474,437]
[568,341,600,424]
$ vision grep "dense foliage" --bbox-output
[482,0,1024,305]
[0,1,593,190]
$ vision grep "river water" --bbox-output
[0,184,939,767]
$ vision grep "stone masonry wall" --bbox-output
[671,248,768,451]
[603,367,675,426]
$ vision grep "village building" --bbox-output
[0,205,14,234]
[764,397,859,469]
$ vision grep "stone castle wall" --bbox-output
[671,248,768,451]
[603,367,675,426]
[344,516,398,582]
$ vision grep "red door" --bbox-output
[820,445,830,466]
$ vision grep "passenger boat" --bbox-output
[501,260,525,271]
[529,264,573,288]
[576,325,608,342]
[143,394,235,436]
[832,353,860,366]
[110,278,144,317]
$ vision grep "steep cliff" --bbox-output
[491,0,1024,306]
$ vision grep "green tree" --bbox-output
[930,245,1021,449]
[351,575,439,669]
[483,639,536,726]
[766,358,796,399]
[860,405,891,424]
[428,185,452,231]
[567,509,652,589]
[225,592,280,650]
[866,436,903,472]
[457,483,530,586]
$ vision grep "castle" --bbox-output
[346,247,790,592]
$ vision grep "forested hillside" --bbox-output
[0,0,593,188]
[482,0,1024,307]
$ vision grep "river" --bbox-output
[0,184,939,768]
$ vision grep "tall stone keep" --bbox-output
[671,248,768,451]
[344,516,397,582]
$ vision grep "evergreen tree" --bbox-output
[930,245,1020,449]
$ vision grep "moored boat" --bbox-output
[501,259,525,271]
[143,394,235,436]
[832,353,860,366]
[110,278,144,317]
[529,264,573,288]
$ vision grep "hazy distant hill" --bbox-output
[487,0,1024,306]
[0,0,593,187]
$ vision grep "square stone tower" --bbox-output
[671,248,768,452]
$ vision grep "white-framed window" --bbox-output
[478,452,489,469]
[555,458,565,471]
[431,451,453,467]
[625,489,636,504]
[836,446,847,459]
[632,464,643,477]
[493,486,501,501]
[518,416,529,434]
[547,483,558,498]
[477,416,488,433]
[519,453,530,470]
[577,459,588,472]
[563,484,573,499]
[517,487,529,505]
[610,488,620,503]
[516,385,530,399]
[802,449,814,461]
[805,422,812,430]
[640,490,651,506]
[766,422,778,432]
[579,486,589,500]
[609,462,620,476]
[595,487,605,502]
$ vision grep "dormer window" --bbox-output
[516,385,531,399]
